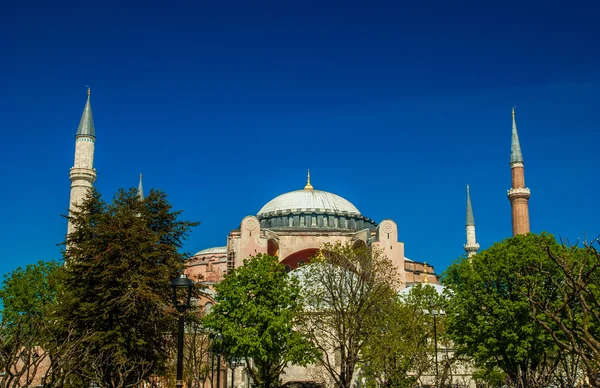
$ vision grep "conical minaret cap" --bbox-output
[138,173,144,201]
[510,107,523,165]
[76,88,96,138]
[466,184,475,226]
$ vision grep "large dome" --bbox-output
[257,189,361,217]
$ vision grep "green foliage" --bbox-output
[204,253,317,388]
[521,237,600,385]
[472,368,507,387]
[443,233,561,385]
[361,283,450,388]
[0,260,61,327]
[297,242,400,388]
[60,187,198,388]
[0,260,61,387]
[361,296,425,387]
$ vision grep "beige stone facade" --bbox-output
[185,185,440,290]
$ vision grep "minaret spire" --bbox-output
[507,108,531,235]
[77,88,95,138]
[510,107,523,166]
[138,173,144,201]
[464,185,479,258]
[304,169,314,190]
[67,89,98,236]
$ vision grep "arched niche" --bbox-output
[281,248,319,270]
[268,239,279,258]
[352,239,367,250]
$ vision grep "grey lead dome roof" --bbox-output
[257,189,361,217]
[193,246,227,256]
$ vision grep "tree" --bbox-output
[183,309,212,388]
[522,236,600,386]
[59,187,198,388]
[361,287,427,387]
[297,242,400,388]
[204,253,317,388]
[0,260,59,387]
[443,233,563,388]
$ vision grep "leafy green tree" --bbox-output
[443,233,562,387]
[361,283,454,388]
[59,187,198,388]
[361,295,426,387]
[183,309,211,388]
[522,236,600,386]
[297,242,400,388]
[0,260,90,388]
[0,260,60,387]
[204,253,317,388]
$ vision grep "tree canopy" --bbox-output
[59,187,198,388]
[204,253,317,388]
[443,233,563,387]
[0,260,61,387]
[297,242,400,388]
[520,236,600,386]
[361,283,446,388]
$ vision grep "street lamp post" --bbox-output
[171,274,194,388]
[229,357,242,388]
[432,309,439,387]
[212,333,224,388]
[424,304,443,388]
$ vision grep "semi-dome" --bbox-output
[193,246,227,256]
[258,189,361,217]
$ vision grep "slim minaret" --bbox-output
[507,108,531,235]
[137,173,144,201]
[67,88,97,236]
[464,185,479,257]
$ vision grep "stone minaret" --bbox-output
[138,173,144,201]
[507,108,531,235]
[464,185,479,257]
[67,88,97,236]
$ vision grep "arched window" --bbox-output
[288,215,294,227]
[300,213,305,226]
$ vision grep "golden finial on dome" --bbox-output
[512,106,515,119]
[304,169,314,190]
[87,87,91,97]
[423,262,429,283]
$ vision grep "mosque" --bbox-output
[67,90,531,291]
[58,90,533,388]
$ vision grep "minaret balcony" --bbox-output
[464,243,480,252]
[507,187,531,199]
[69,167,97,183]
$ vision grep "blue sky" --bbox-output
[1,0,598,279]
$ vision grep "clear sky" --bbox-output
[1,0,599,279]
